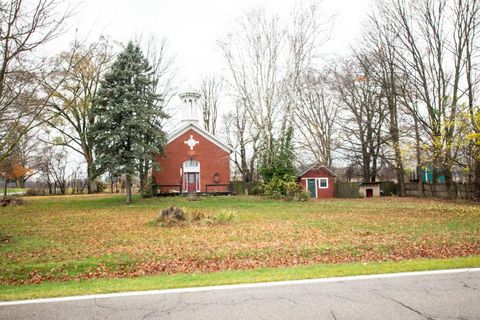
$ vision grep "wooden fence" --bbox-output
[229,181,260,195]
[405,183,476,199]
[334,182,361,198]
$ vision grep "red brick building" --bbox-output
[297,163,336,199]
[152,92,232,194]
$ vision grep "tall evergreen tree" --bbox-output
[90,42,167,203]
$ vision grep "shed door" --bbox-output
[307,179,317,198]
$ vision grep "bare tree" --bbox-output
[461,0,480,198]
[220,4,329,178]
[34,144,70,194]
[379,0,480,197]
[223,99,260,184]
[135,36,176,193]
[43,38,112,193]
[332,59,388,182]
[0,0,71,161]
[218,8,286,168]
[198,76,222,134]
[294,68,339,166]
[283,1,331,136]
[356,7,413,195]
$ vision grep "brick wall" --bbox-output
[152,128,230,193]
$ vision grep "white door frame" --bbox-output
[182,160,201,192]
[303,178,318,198]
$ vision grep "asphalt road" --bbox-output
[1,269,479,320]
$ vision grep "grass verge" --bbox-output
[1,256,479,302]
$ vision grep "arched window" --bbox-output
[183,160,200,172]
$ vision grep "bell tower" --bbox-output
[179,91,201,126]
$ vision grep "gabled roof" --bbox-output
[296,162,337,177]
[167,122,233,153]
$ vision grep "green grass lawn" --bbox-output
[1,256,479,301]
[1,194,479,300]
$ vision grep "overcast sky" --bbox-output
[49,0,374,132]
[63,0,372,85]
[44,0,374,172]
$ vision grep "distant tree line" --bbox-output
[219,0,480,199]
[0,1,174,203]
[1,0,479,201]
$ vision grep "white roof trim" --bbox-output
[167,122,233,153]
[298,163,337,177]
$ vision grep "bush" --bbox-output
[95,180,108,193]
[0,196,25,207]
[189,210,206,221]
[260,174,308,201]
[155,206,186,226]
[295,189,311,202]
[153,207,237,227]
[25,188,48,196]
[208,209,237,224]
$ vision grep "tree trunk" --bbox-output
[474,158,480,200]
[394,140,406,196]
[3,177,7,197]
[19,177,26,188]
[390,112,405,196]
[443,166,456,199]
[86,167,92,194]
[414,116,424,196]
[125,174,132,204]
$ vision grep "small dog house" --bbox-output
[359,182,381,198]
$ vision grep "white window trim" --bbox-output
[183,160,200,173]
[182,160,201,192]
[318,178,329,189]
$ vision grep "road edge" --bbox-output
[1,267,479,306]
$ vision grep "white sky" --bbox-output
[37,0,374,177]
[61,0,372,87]
[47,0,373,133]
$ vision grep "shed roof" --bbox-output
[358,181,382,186]
[296,162,337,177]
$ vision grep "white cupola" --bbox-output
[179,91,201,126]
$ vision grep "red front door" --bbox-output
[186,173,198,193]
[366,188,373,198]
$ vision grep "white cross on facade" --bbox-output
[184,135,199,150]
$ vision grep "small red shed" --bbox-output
[297,163,336,199]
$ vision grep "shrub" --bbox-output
[25,188,48,196]
[260,174,308,201]
[95,180,108,193]
[208,209,237,224]
[0,196,25,207]
[295,189,311,202]
[153,207,237,227]
[155,206,186,226]
[189,210,206,221]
